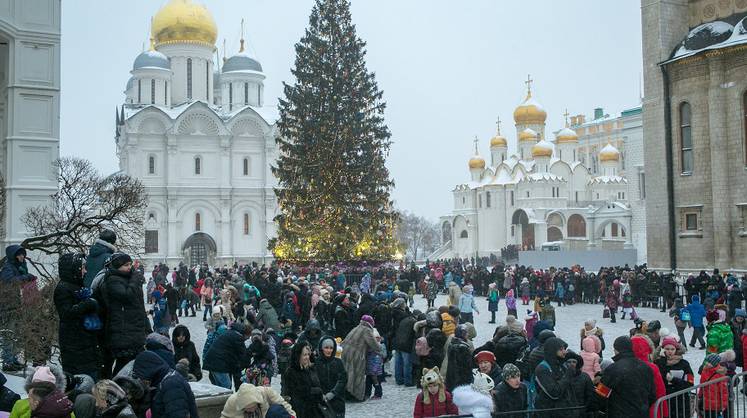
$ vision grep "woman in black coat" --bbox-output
[171,325,202,381]
[315,336,347,417]
[53,253,101,378]
[533,337,573,417]
[281,341,324,418]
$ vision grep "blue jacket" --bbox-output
[687,295,706,327]
[0,245,33,282]
[133,351,199,418]
[83,239,116,288]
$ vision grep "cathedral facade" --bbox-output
[116,0,278,266]
[434,82,646,263]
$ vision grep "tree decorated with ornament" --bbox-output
[271,0,398,262]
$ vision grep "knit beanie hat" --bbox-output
[661,336,679,349]
[32,367,56,384]
[501,363,521,381]
[736,309,747,318]
[361,315,375,327]
[613,336,633,353]
[109,252,132,269]
[705,354,722,367]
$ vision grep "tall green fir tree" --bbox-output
[271,0,398,262]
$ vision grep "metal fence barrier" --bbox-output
[653,370,747,418]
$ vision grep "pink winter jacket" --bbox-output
[580,336,601,380]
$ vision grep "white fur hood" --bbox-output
[452,385,494,417]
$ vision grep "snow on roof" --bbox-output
[124,100,279,126]
[588,175,628,185]
[666,16,747,63]
[522,172,566,183]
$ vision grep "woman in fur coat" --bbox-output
[341,316,382,401]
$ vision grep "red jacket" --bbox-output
[413,391,458,418]
[632,336,668,418]
[698,366,728,411]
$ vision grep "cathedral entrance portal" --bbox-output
[511,209,535,250]
[182,232,217,267]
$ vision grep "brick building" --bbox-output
[642,0,747,272]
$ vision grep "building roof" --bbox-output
[133,50,170,71]
[665,13,747,64]
[222,53,263,73]
[124,100,278,125]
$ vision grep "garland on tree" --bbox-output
[271,0,399,262]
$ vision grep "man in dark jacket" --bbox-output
[203,321,249,389]
[296,319,324,356]
[98,252,152,376]
[54,253,100,378]
[172,325,202,381]
[133,351,199,418]
[493,363,527,418]
[596,336,656,418]
[0,245,36,371]
[83,229,116,287]
[393,310,417,386]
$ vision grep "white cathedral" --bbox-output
[116,0,278,266]
[434,81,642,260]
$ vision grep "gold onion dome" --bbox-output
[531,139,553,158]
[513,92,547,125]
[490,134,507,147]
[152,0,218,47]
[599,142,620,162]
[518,128,538,142]
[469,155,486,169]
[555,127,578,144]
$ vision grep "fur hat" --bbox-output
[471,370,494,395]
[420,367,445,404]
[720,349,736,362]
[501,363,521,381]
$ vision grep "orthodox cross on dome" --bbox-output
[473,135,480,154]
[222,38,227,63]
[524,74,533,96]
[563,109,570,127]
[495,116,502,134]
[239,18,246,53]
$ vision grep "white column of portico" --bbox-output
[166,135,180,260]
[219,136,232,261]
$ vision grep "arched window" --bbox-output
[244,82,249,105]
[680,102,693,173]
[164,81,168,104]
[611,223,619,237]
[151,79,155,104]
[243,158,249,176]
[194,157,201,175]
[567,214,587,237]
[460,230,468,239]
[148,155,155,175]
[243,213,250,235]
[137,79,142,103]
[486,191,491,208]
[187,58,193,99]
[195,213,201,231]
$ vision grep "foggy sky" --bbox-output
[60,0,643,221]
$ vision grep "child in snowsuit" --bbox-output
[580,336,601,380]
[365,330,386,400]
[698,354,728,417]
[413,367,458,418]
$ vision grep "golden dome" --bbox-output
[513,92,547,125]
[468,155,486,169]
[152,0,217,47]
[555,127,578,144]
[599,143,620,162]
[518,128,538,142]
[531,139,553,158]
[490,134,507,147]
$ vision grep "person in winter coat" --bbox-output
[579,319,606,359]
[447,282,461,307]
[132,351,198,418]
[393,310,417,387]
[580,336,601,380]
[706,309,733,354]
[54,252,101,378]
[487,283,499,324]
[687,295,707,349]
[90,379,137,418]
[413,367,458,418]
[473,351,501,385]
[655,336,694,418]
[98,253,152,377]
[145,332,175,368]
[296,320,324,357]
[596,336,657,418]
[280,341,324,418]
[563,351,595,418]
[83,229,116,287]
[315,337,346,417]
[341,316,382,401]
[492,363,527,418]
[221,383,294,418]
[631,335,668,418]
[452,370,494,418]
[424,278,438,309]
[0,245,37,371]
[204,321,249,389]
[533,337,572,416]
[333,295,354,339]
[457,285,479,324]
[698,354,729,417]
[0,372,19,412]
[445,325,474,392]
[172,325,202,381]
[26,380,74,418]
[257,299,281,331]
[9,366,70,418]
[730,308,746,368]
[505,289,517,318]
[200,279,214,322]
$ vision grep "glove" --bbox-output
[75,287,93,300]
[323,392,335,401]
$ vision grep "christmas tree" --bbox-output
[271,0,398,262]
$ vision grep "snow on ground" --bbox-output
[169,293,709,418]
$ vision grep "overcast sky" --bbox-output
[60,0,643,221]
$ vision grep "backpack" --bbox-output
[680,308,691,322]
[415,336,431,356]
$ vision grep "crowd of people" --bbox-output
[0,230,746,417]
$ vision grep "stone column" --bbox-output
[706,56,732,268]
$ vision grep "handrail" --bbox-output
[652,373,733,418]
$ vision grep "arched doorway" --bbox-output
[442,221,452,243]
[547,226,563,242]
[567,214,587,238]
[182,232,217,266]
[511,209,534,250]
